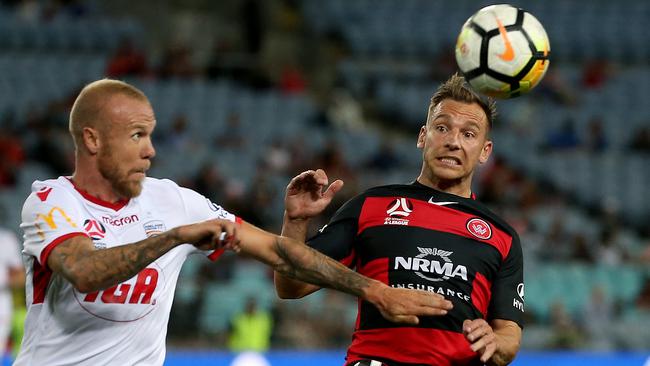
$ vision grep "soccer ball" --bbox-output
[455,4,550,99]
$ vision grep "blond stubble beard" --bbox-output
[97,145,143,199]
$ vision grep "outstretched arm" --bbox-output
[274,211,321,298]
[238,220,453,324]
[48,219,237,293]
[274,169,343,298]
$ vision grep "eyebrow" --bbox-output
[127,121,155,130]
[432,114,483,129]
[432,114,450,121]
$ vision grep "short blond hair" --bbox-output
[427,73,497,128]
[69,79,148,148]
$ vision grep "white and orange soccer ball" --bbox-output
[455,4,551,99]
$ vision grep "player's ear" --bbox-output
[83,126,100,155]
[478,140,493,164]
[417,125,427,148]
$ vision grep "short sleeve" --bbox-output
[20,185,88,266]
[178,187,237,223]
[307,194,365,268]
[487,232,524,327]
[177,186,238,261]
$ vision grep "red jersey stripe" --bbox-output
[33,260,52,304]
[471,272,492,317]
[358,197,512,259]
[347,327,477,366]
[357,258,389,285]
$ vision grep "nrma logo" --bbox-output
[394,247,468,282]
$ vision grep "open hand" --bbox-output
[369,285,453,325]
[463,318,497,363]
[285,169,344,220]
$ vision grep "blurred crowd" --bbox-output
[1,0,650,355]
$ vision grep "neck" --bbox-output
[416,170,473,198]
[72,157,124,203]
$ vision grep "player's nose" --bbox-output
[142,139,156,159]
[444,130,461,150]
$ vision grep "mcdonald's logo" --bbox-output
[35,207,78,230]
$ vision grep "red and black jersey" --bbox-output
[308,182,524,366]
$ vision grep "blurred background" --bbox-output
[0,0,649,365]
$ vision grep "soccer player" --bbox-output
[275,74,524,366]
[14,79,453,366]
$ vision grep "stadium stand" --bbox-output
[1,0,649,356]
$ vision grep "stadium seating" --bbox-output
[1,0,650,351]
[302,0,650,62]
[0,7,141,52]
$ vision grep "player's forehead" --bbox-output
[103,94,156,131]
[430,99,488,128]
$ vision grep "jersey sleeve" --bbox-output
[307,194,365,268]
[177,186,239,261]
[178,187,237,223]
[20,185,88,266]
[487,232,524,327]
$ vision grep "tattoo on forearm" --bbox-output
[273,237,370,297]
[59,233,177,292]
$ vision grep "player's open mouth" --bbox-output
[438,157,461,166]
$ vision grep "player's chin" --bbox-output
[432,166,465,180]
[119,179,144,198]
[130,180,144,197]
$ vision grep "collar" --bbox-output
[66,177,130,211]
[411,180,476,200]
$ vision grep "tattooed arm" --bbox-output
[48,219,237,293]
[236,221,453,324]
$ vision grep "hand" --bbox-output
[172,219,241,252]
[285,169,344,221]
[463,318,497,363]
[367,284,453,325]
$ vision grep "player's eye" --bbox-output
[435,125,448,132]
[464,131,476,139]
[131,133,141,141]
